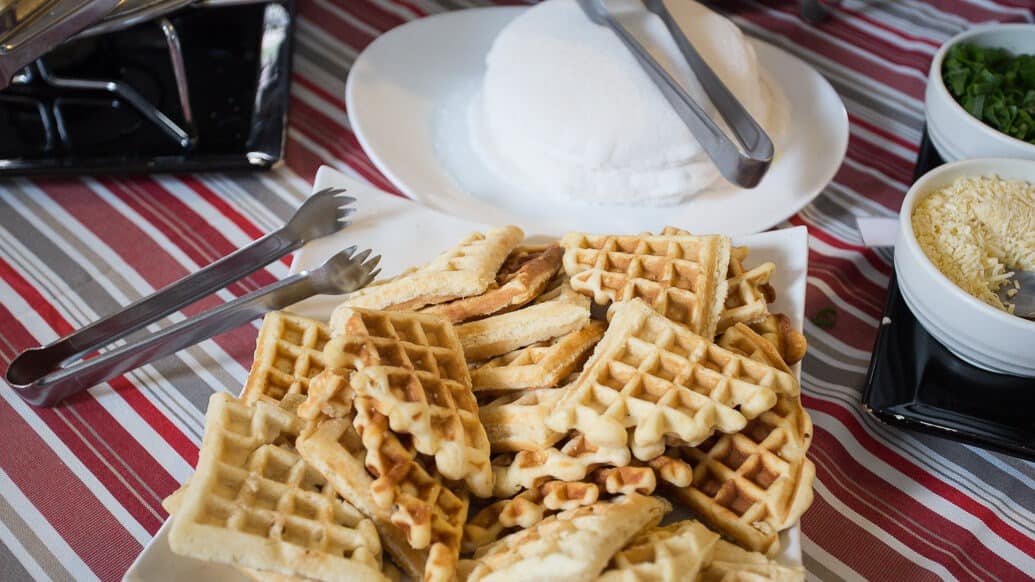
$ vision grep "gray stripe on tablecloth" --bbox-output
[0,187,230,437]
[0,492,73,582]
[803,550,844,582]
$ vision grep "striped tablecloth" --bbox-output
[1,1,1033,580]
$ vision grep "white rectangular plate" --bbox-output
[125,166,809,580]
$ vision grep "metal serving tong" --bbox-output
[5,188,380,407]
[576,0,774,188]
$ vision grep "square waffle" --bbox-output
[168,394,385,582]
[546,299,798,461]
[421,243,563,323]
[748,313,808,367]
[597,520,720,582]
[331,225,523,313]
[296,417,431,581]
[321,306,492,497]
[663,392,815,556]
[478,388,566,453]
[460,495,670,582]
[470,321,605,392]
[561,230,731,338]
[456,281,591,362]
[241,312,332,410]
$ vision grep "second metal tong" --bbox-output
[577,0,775,188]
[5,188,380,407]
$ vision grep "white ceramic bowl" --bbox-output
[925,24,1035,163]
[895,158,1035,377]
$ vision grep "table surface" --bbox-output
[1,1,1033,581]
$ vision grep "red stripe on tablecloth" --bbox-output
[286,132,326,183]
[290,95,403,195]
[808,423,1021,582]
[845,134,917,185]
[833,4,942,48]
[792,216,893,277]
[849,114,920,153]
[0,394,140,581]
[732,2,927,100]
[99,177,277,293]
[298,0,378,50]
[802,482,939,581]
[807,397,1035,568]
[0,260,178,533]
[386,0,427,18]
[765,2,935,71]
[177,175,295,270]
[809,257,887,315]
[295,74,345,109]
[350,0,411,31]
[834,162,907,214]
[926,0,1032,22]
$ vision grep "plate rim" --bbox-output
[345,5,848,237]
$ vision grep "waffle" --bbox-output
[700,537,805,582]
[296,417,432,581]
[716,323,793,374]
[492,433,632,497]
[331,226,523,313]
[323,307,492,496]
[663,392,815,556]
[656,227,776,336]
[168,394,385,582]
[471,321,605,392]
[749,314,808,367]
[718,257,775,334]
[561,231,730,338]
[590,465,657,496]
[421,244,563,323]
[597,519,720,582]
[456,282,591,362]
[463,480,600,553]
[241,311,332,410]
[546,299,797,461]
[478,389,566,453]
[462,494,670,582]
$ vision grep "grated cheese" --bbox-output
[911,175,1035,314]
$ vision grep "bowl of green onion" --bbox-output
[926,24,1035,162]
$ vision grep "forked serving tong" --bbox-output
[5,188,380,407]
[577,0,774,188]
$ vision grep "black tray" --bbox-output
[861,132,1035,461]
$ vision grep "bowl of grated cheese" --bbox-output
[896,157,1035,377]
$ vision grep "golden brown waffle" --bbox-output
[322,306,492,496]
[352,407,469,582]
[421,244,563,323]
[590,465,657,496]
[462,480,600,553]
[561,230,731,338]
[663,392,815,556]
[700,537,806,582]
[492,433,632,497]
[717,323,793,375]
[296,417,431,581]
[749,314,808,367]
[168,394,385,582]
[462,494,670,582]
[478,389,566,453]
[241,311,332,410]
[718,256,776,334]
[546,299,797,461]
[332,226,523,313]
[456,282,592,362]
[471,321,605,392]
[597,519,720,582]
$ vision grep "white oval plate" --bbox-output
[346,6,848,237]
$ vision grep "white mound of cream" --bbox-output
[470,0,787,206]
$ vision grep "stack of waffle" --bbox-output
[163,224,813,581]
